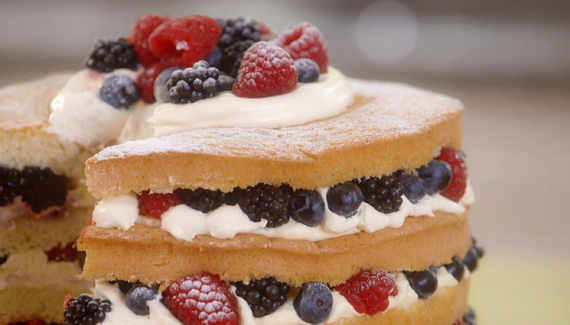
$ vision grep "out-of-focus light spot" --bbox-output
[354,1,418,65]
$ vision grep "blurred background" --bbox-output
[0,0,569,323]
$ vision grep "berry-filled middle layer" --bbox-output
[92,148,473,242]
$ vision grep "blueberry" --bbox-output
[294,59,320,83]
[326,182,364,217]
[293,282,333,324]
[154,66,181,103]
[417,160,452,195]
[463,247,479,272]
[206,46,223,68]
[125,285,156,316]
[289,190,325,227]
[218,74,236,92]
[474,245,485,258]
[400,174,427,203]
[444,257,465,281]
[404,269,438,299]
[0,255,8,265]
[99,74,140,109]
[463,306,477,324]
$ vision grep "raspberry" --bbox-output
[180,187,224,213]
[163,272,238,325]
[233,277,290,317]
[46,242,78,262]
[148,15,221,67]
[166,61,220,104]
[127,14,173,67]
[232,42,297,98]
[354,174,404,214]
[335,270,398,315]
[436,147,468,202]
[238,183,291,228]
[21,167,67,214]
[218,17,261,50]
[274,22,329,73]
[137,62,169,103]
[138,190,182,219]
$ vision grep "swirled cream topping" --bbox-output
[148,67,354,136]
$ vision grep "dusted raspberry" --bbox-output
[127,13,173,67]
[436,147,468,202]
[148,15,221,67]
[233,42,297,98]
[163,272,239,325]
[46,242,78,262]
[138,190,182,219]
[274,22,329,73]
[335,270,398,315]
[137,62,169,103]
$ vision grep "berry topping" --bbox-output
[417,160,452,195]
[355,174,404,214]
[463,247,480,272]
[64,294,111,325]
[218,74,236,92]
[21,167,67,214]
[99,75,140,109]
[137,62,169,104]
[238,184,291,228]
[444,257,466,281]
[0,166,21,207]
[220,40,255,77]
[400,174,427,204]
[335,270,398,315]
[293,282,333,324]
[217,17,261,50]
[326,182,364,218]
[232,41,298,98]
[127,14,173,67]
[125,285,157,316]
[289,190,325,227]
[294,58,320,83]
[138,190,182,219]
[46,242,78,262]
[274,22,329,73]
[148,15,221,67]
[180,188,224,213]
[85,38,138,73]
[403,269,438,299]
[436,148,468,202]
[163,272,239,325]
[166,61,220,104]
[153,66,181,103]
[233,277,290,317]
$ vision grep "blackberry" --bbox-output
[220,40,255,77]
[154,66,181,103]
[85,38,138,73]
[223,188,242,206]
[99,75,140,109]
[64,294,111,325]
[180,188,224,213]
[0,255,8,265]
[354,174,404,214]
[0,166,21,207]
[217,17,261,50]
[218,74,236,92]
[234,277,290,317]
[166,61,220,104]
[238,184,291,228]
[21,167,67,213]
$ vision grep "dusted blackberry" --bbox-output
[0,166,21,206]
[166,61,220,104]
[354,174,404,214]
[180,188,224,213]
[238,184,291,228]
[21,167,67,213]
[233,277,290,317]
[99,75,140,109]
[64,293,111,325]
[220,40,255,77]
[217,17,261,50]
[85,38,138,73]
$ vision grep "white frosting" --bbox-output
[148,68,354,136]
[47,69,140,147]
[93,184,473,242]
[95,267,462,325]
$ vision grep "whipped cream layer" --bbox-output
[148,67,354,136]
[93,183,474,242]
[94,267,466,325]
[47,69,141,147]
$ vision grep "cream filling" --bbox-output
[94,268,462,325]
[92,184,474,242]
[148,67,354,136]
